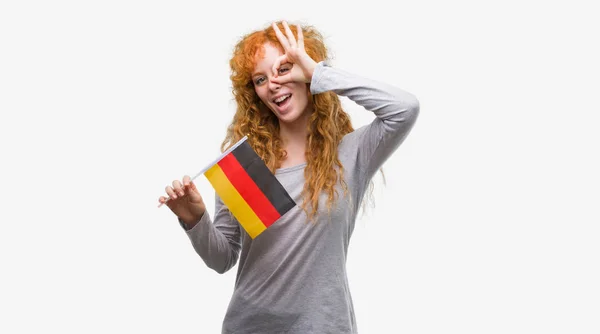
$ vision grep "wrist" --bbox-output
[179,211,204,230]
[302,57,318,83]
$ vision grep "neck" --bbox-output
[280,120,307,145]
[278,110,311,167]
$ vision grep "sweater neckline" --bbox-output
[275,162,307,175]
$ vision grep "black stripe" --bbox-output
[232,141,296,216]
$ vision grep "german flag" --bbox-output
[198,136,295,239]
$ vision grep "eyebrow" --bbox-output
[251,69,267,78]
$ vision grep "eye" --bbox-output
[254,77,265,85]
[278,64,291,74]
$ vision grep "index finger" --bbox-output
[270,73,292,85]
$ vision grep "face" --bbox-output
[251,43,311,124]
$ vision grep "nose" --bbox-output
[268,77,281,91]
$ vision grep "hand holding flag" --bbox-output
[158,176,207,229]
[158,136,296,238]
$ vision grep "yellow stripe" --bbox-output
[204,163,267,239]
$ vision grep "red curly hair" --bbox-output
[221,21,378,222]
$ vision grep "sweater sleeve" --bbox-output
[310,61,420,181]
[178,192,242,274]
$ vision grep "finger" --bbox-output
[282,21,297,48]
[271,73,293,85]
[296,24,304,49]
[272,54,289,77]
[165,185,177,199]
[172,180,184,197]
[188,181,198,192]
[272,22,290,50]
[183,175,198,193]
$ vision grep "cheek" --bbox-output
[292,84,310,106]
[254,88,269,105]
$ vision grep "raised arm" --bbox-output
[310,61,420,180]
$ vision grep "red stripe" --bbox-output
[217,153,281,227]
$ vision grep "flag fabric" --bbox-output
[198,136,296,239]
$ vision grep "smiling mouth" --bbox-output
[273,94,292,107]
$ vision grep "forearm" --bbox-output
[180,204,241,274]
[310,61,420,125]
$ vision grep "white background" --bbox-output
[1,0,599,333]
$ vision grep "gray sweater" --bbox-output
[179,61,420,333]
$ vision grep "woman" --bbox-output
[158,21,419,333]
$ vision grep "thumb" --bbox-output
[185,181,203,202]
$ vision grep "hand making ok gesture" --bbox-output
[270,21,318,85]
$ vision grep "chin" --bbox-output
[276,110,302,123]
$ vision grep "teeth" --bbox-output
[274,94,291,103]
